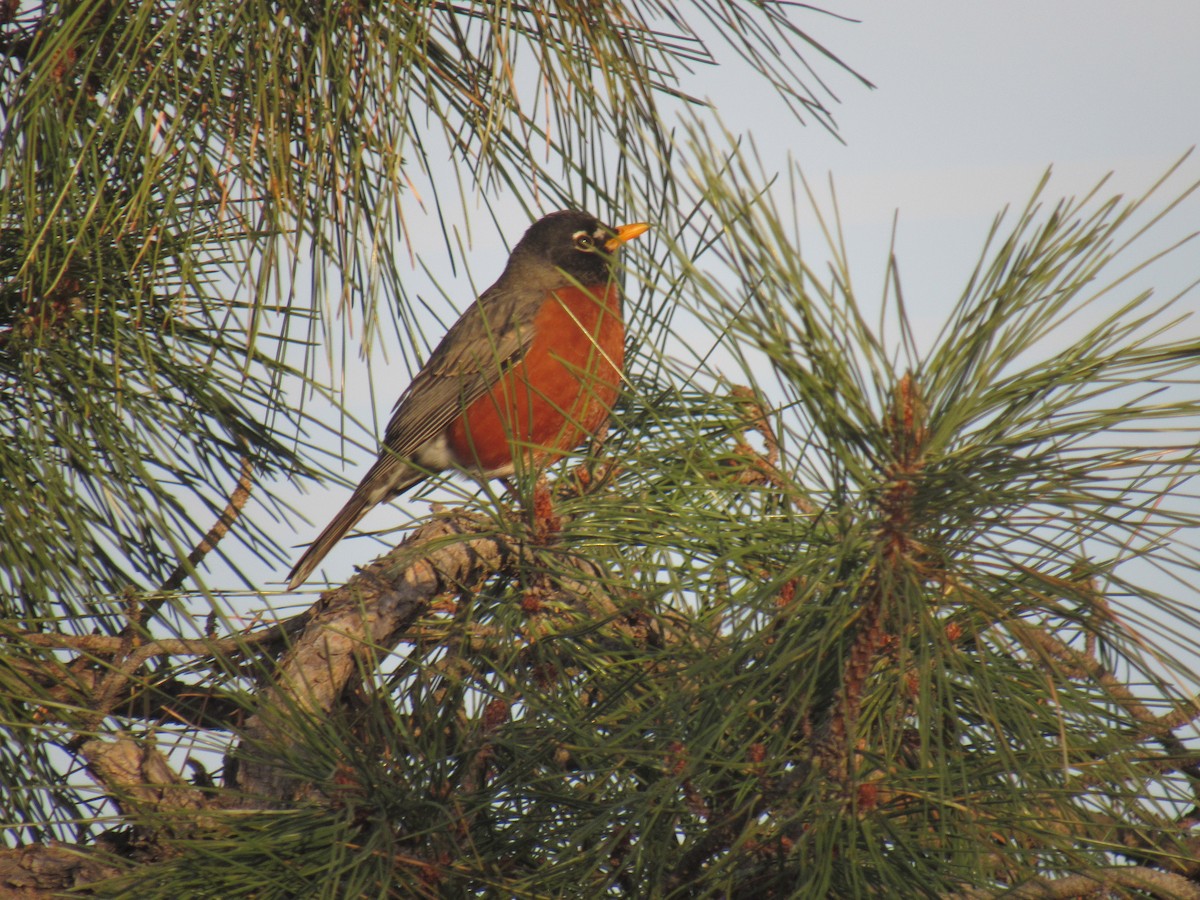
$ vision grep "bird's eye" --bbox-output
[573,231,595,251]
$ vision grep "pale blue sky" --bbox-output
[256,1,1199,596]
[718,0,1200,336]
[786,2,1198,189]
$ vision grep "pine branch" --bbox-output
[0,842,122,897]
[231,510,518,803]
[949,866,1200,900]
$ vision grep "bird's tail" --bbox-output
[286,456,427,591]
[286,493,373,591]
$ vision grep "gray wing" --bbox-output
[381,282,543,457]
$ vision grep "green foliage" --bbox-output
[0,0,863,873]
[81,159,1200,896]
[0,0,860,605]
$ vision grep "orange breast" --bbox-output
[446,283,624,475]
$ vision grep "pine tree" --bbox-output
[2,3,1199,897]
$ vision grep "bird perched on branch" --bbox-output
[286,210,649,590]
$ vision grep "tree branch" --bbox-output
[155,446,255,597]
[950,866,1200,899]
[232,511,518,804]
[0,842,122,897]
[80,736,217,831]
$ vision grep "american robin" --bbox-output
[286,210,649,590]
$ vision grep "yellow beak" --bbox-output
[605,221,650,252]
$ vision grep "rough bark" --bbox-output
[231,512,516,804]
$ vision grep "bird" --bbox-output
[286,210,649,590]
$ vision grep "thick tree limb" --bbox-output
[949,866,1200,899]
[0,842,122,898]
[232,511,516,804]
[80,736,217,830]
[0,739,219,894]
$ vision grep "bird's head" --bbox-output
[508,210,649,287]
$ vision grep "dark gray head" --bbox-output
[505,210,648,287]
